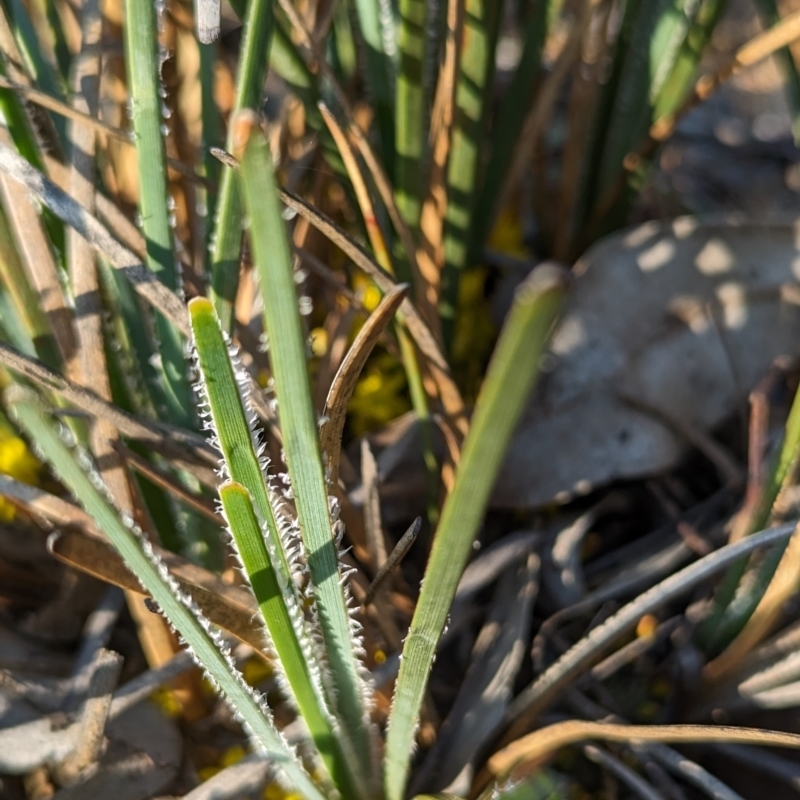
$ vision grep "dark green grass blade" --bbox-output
[197,34,222,255]
[123,0,194,427]
[439,0,504,350]
[395,0,426,230]
[351,0,396,168]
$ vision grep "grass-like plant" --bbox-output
[5,0,800,798]
[6,116,567,798]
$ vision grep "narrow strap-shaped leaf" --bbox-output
[237,116,377,794]
[196,30,222,257]
[7,388,325,800]
[595,0,677,201]
[220,482,363,800]
[209,0,273,333]
[439,0,504,350]
[0,199,59,367]
[653,0,725,120]
[5,0,67,149]
[189,297,293,585]
[384,264,570,800]
[350,0,396,167]
[123,0,193,427]
[395,0,426,230]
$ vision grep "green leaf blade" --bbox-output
[384,264,570,800]
[189,296,292,584]
[209,0,274,333]
[238,120,377,798]
[439,0,504,350]
[123,0,193,427]
[351,0,397,167]
[220,480,361,798]
[395,0,426,230]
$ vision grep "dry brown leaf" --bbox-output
[486,720,800,781]
[48,529,266,657]
[321,284,408,485]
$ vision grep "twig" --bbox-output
[364,517,421,607]
[0,141,191,336]
[584,744,666,800]
[0,74,128,142]
[590,617,681,682]
[640,743,745,800]
[0,126,78,378]
[489,720,800,780]
[0,340,215,464]
[112,442,223,524]
[361,438,387,574]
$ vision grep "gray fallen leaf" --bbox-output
[495,216,800,508]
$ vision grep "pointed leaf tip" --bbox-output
[516,262,572,305]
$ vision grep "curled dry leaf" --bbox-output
[321,284,408,486]
[495,217,800,508]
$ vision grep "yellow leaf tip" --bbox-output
[188,297,214,313]
[219,480,248,497]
